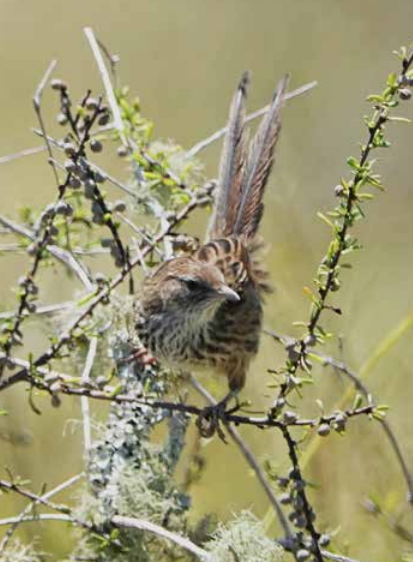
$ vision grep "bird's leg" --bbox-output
[196,389,239,442]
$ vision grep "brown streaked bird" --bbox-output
[136,72,289,424]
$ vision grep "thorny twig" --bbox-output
[53,84,135,292]
[313,351,413,504]
[266,328,413,505]
[0,355,377,446]
[32,129,137,197]
[254,47,413,557]
[0,73,102,380]
[281,426,324,562]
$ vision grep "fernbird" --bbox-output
[136,72,289,429]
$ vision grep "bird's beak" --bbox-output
[217,284,240,302]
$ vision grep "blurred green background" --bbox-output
[1,0,413,560]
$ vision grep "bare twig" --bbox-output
[0,301,74,320]
[0,513,73,527]
[321,551,377,562]
[80,337,98,452]
[0,512,370,562]
[0,473,83,555]
[0,477,77,515]
[0,512,209,561]
[112,515,210,560]
[0,243,26,252]
[363,499,413,544]
[0,474,209,560]
[33,59,59,186]
[0,214,93,288]
[0,476,112,544]
[0,146,45,165]
[84,27,126,146]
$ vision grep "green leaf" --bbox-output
[366,94,385,103]
[77,291,98,306]
[347,156,360,170]
[317,212,335,229]
[109,384,124,397]
[352,394,363,410]
[386,72,398,87]
[315,399,325,414]
[302,286,317,303]
[388,115,411,123]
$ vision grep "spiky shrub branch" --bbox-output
[0,31,412,562]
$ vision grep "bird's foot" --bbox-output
[196,396,237,442]
[120,344,157,369]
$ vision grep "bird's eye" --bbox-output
[184,279,199,291]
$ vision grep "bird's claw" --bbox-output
[196,401,230,442]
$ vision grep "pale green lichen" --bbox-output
[206,511,283,562]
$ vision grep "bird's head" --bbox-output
[144,257,240,321]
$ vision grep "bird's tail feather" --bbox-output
[209,73,289,242]
[208,71,250,240]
